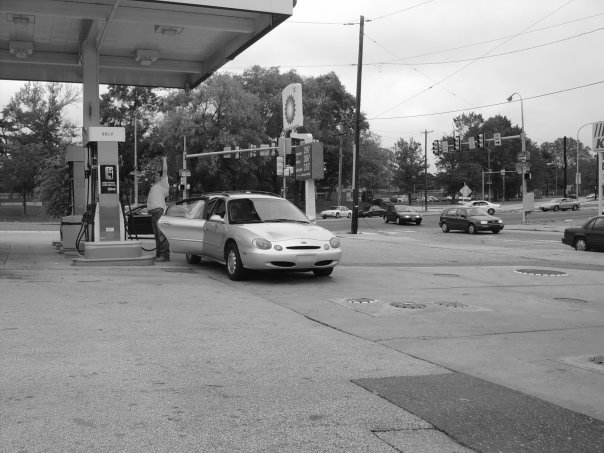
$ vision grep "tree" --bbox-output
[358,132,393,191]
[392,138,424,203]
[0,143,43,214]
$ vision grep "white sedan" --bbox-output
[463,200,501,215]
[158,192,342,280]
[320,205,351,219]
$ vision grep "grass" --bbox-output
[0,205,58,223]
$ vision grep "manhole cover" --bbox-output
[346,297,379,304]
[435,301,468,309]
[389,302,427,310]
[554,297,588,304]
[589,356,604,365]
[514,269,568,277]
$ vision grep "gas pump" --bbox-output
[70,127,152,265]
[82,127,126,242]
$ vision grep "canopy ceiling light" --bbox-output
[134,49,159,66]
[9,40,33,59]
[154,25,184,37]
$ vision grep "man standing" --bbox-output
[147,156,170,262]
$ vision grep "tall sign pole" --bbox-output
[351,15,364,234]
[423,129,433,212]
[592,121,604,216]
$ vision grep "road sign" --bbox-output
[468,137,475,150]
[593,121,604,151]
[494,133,502,146]
[179,169,191,177]
[500,169,506,176]
[459,184,472,198]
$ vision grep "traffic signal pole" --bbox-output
[351,15,364,234]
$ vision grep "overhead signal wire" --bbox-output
[373,0,577,118]
[368,79,604,121]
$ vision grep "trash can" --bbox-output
[60,214,83,255]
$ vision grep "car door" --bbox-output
[158,199,207,254]
[456,208,469,230]
[586,217,604,249]
[202,198,228,261]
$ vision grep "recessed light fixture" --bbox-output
[134,49,159,66]
[154,25,184,37]
[9,40,33,59]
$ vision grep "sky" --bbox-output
[2,0,603,157]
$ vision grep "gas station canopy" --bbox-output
[0,0,294,89]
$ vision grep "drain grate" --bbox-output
[435,301,468,309]
[514,269,568,277]
[346,297,379,304]
[390,302,427,310]
[589,356,604,365]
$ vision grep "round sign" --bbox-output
[284,94,296,126]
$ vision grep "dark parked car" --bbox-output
[384,204,422,225]
[359,205,386,218]
[124,204,153,236]
[439,207,504,234]
[562,216,604,251]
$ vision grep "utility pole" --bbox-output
[563,136,567,197]
[423,129,433,212]
[351,15,364,234]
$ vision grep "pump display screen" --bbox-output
[100,165,117,194]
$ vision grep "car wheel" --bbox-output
[384,216,389,223]
[313,268,333,277]
[322,215,327,219]
[492,229,501,234]
[574,237,588,251]
[347,213,351,218]
[488,208,495,215]
[572,205,579,211]
[441,222,449,233]
[415,220,422,225]
[553,205,560,212]
[226,243,246,281]
[467,223,477,234]
[186,254,201,264]
[335,213,340,219]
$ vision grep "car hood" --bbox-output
[469,215,500,221]
[236,222,335,241]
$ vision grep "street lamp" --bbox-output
[507,92,527,223]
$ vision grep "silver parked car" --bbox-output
[320,205,351,219]
[539,198,580,212]
[158,192,342,280]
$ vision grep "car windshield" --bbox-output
[467,207,489,216]
[328,206,339,210]
[229,198,310,224]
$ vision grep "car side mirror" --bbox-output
[209,214,224,223]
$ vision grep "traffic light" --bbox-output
[432,140,440,155]
[278,137,292,156]
[524,172,531,180]
[454,136,461,151]
[477,133,485,149]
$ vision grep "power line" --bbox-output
[369,79,604,121]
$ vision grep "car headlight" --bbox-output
[329,237,340,248]
[498,219,503,223]
[252,238,272,250]
[480,220,488,224]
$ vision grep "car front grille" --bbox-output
[286,245,321,250]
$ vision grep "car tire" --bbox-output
[492,229,501,234]
[226,242,246,281]
[441,222,449,233]
[347,213,351,218]
[553,205,560,212]
[574,237,588,251]
[488,208,495,215]
[313,268,333,277]
[384,217,389,223]
[322,215,327,219]
[186,254,201,264]
[398,218,403,225]
[572,205,579,211]
[468,223,477,234]
[335,213,340,219]
[415,220,422,225]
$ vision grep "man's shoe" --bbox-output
[154,256,170,262]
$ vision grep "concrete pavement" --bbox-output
[1,213,604,452]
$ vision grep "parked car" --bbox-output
[439,206,504,234]
[463,200,500,215]
[359,205,387,218]
[158,192,341,280]
[320,205,351,219]
[124,204,153,236]
[384,204,422,225]
[561,215,604,251]
[539,198,580,212]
